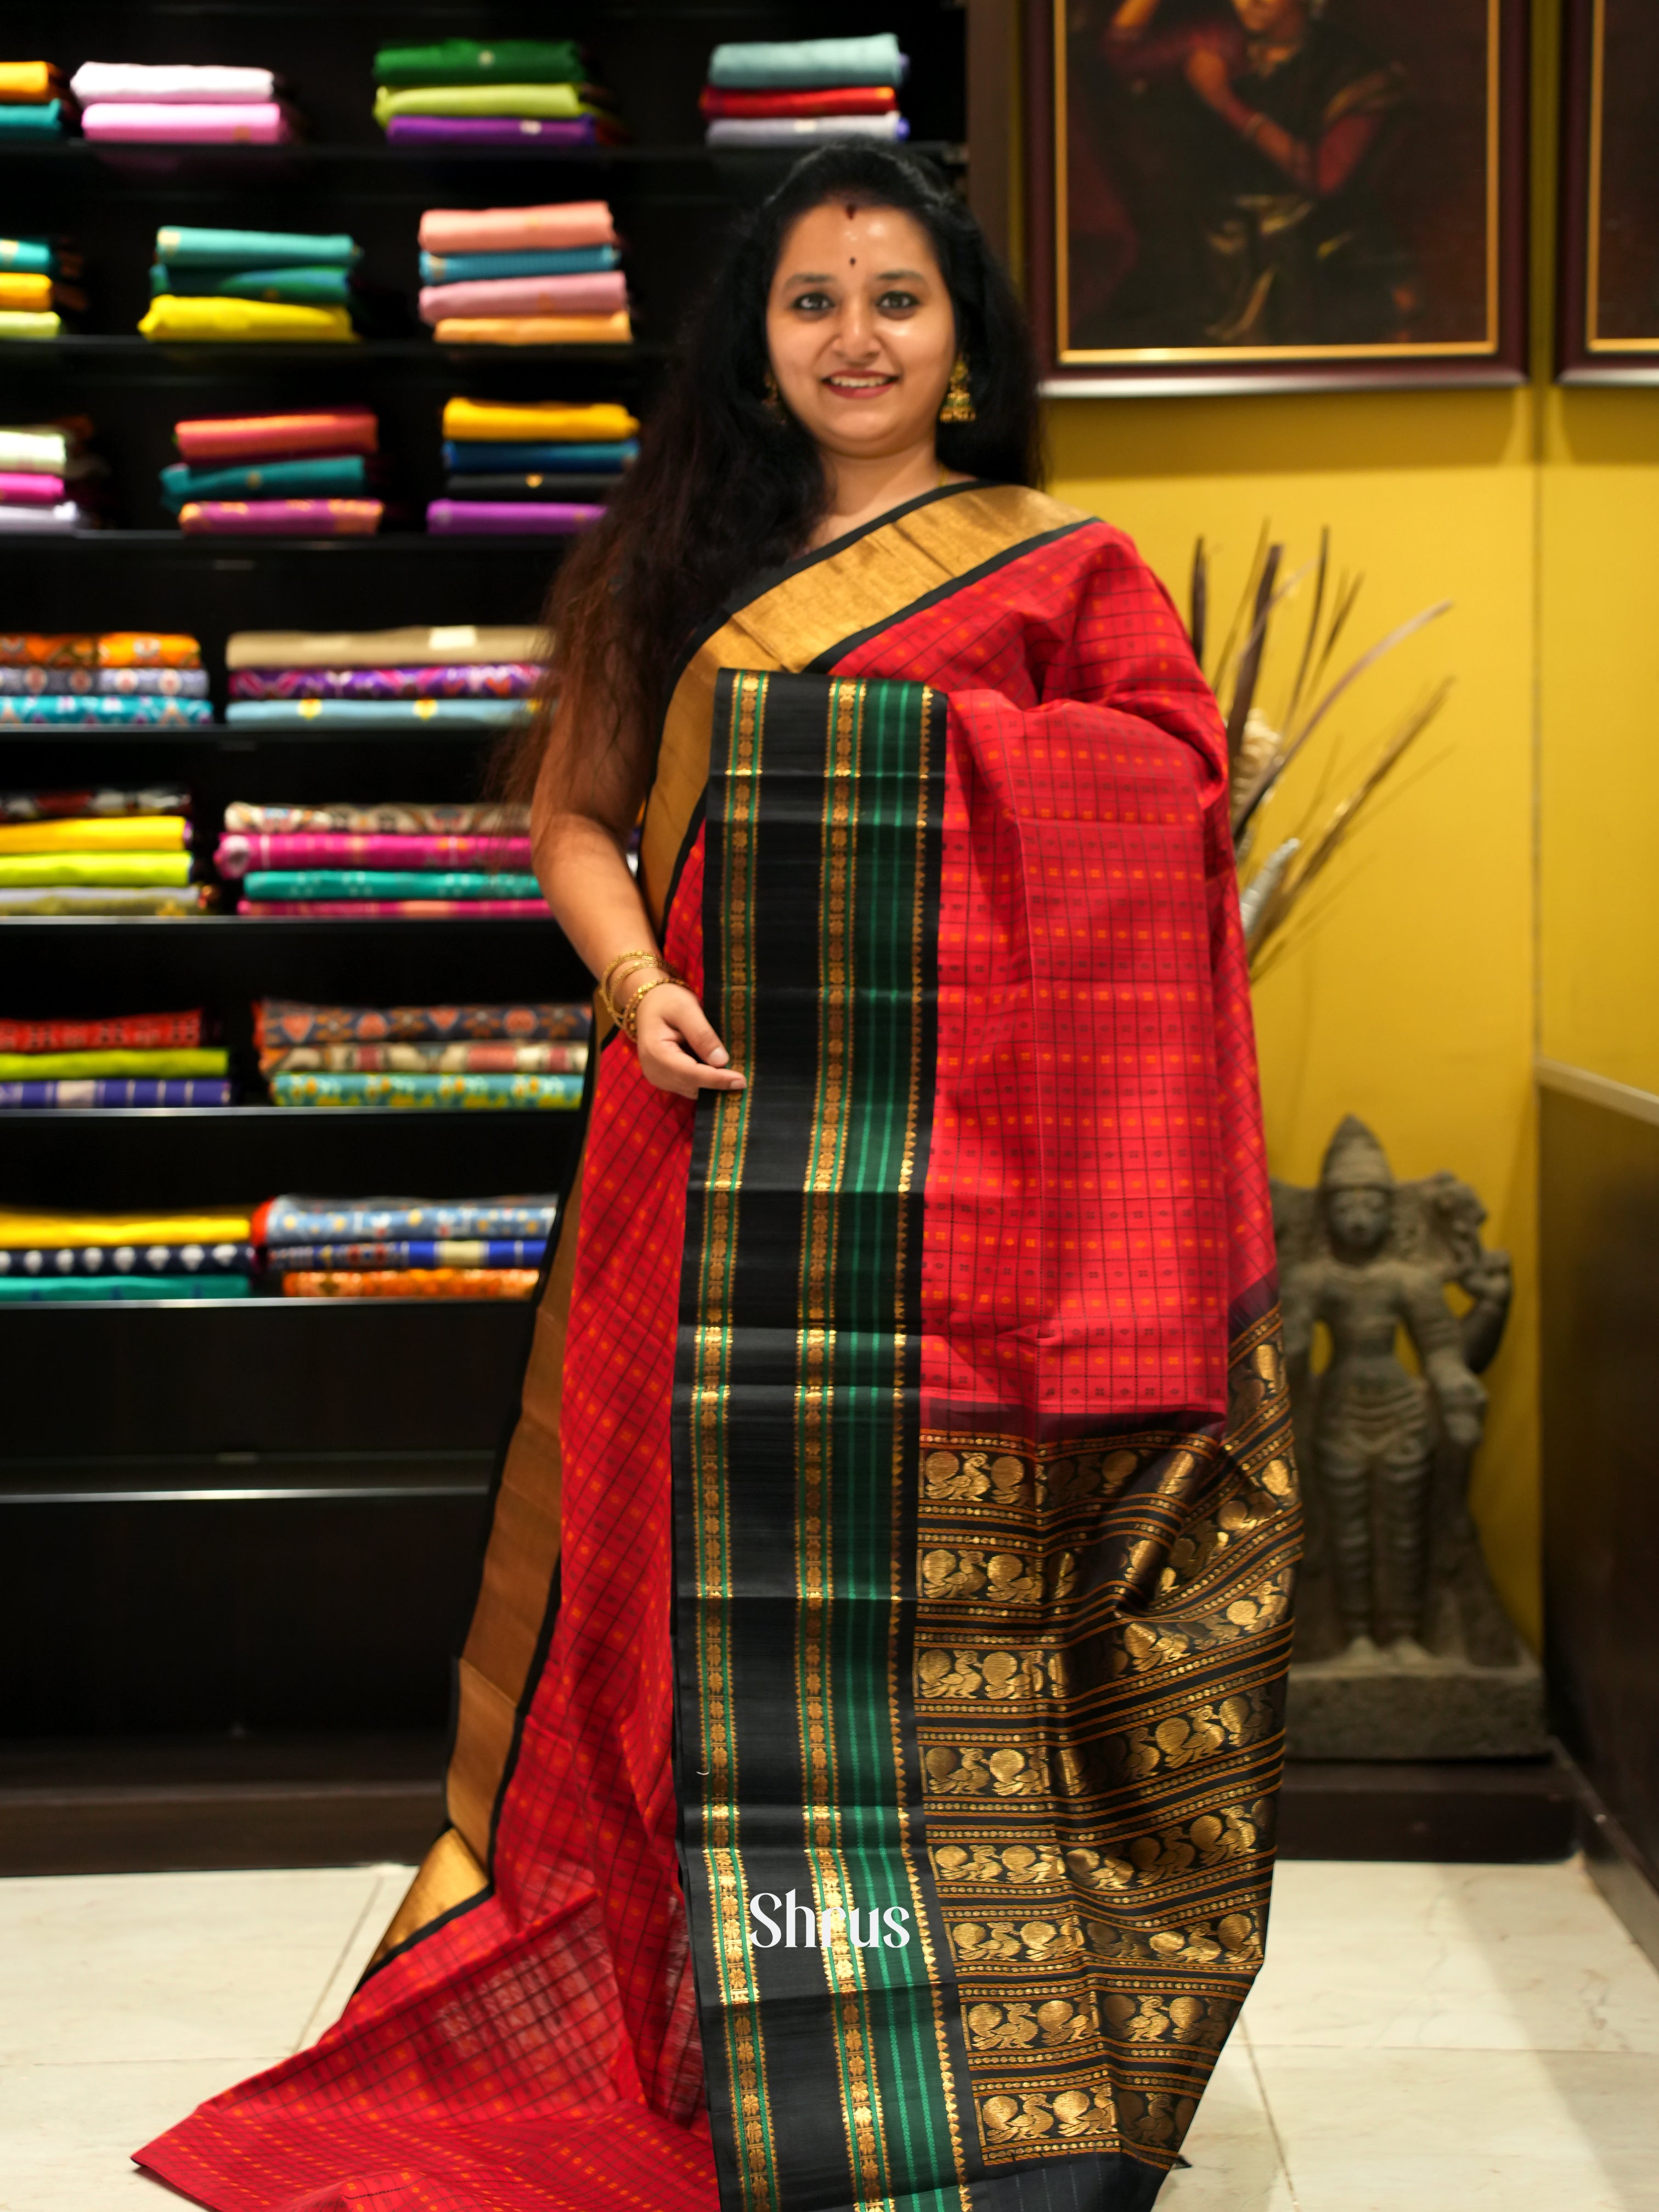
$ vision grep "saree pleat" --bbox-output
[138,483,1296,2212]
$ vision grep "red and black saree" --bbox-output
[140,482,1300,2212]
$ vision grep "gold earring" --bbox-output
[939,353,975,424]
[763,368,785,422]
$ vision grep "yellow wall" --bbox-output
[1047,390,1544,1643]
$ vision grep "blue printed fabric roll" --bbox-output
[707,33,909,87]
[0,667,208,696]
[0,695,213,725]
[225,699,529,727]
[264,1237,548,1272]
[441,439,637,473]
[0,1276,251,1301]
[0,1079,234,1106]
[259,1195,558,1243]
[242,870,543,901]
[270,1070,583,1108]
[0,1237,252,1275]
[420,246,618,283]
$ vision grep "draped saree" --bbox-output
[140,482,1300,2212]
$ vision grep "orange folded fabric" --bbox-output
[0,632,201,668]
[417,201,617,255]
[281,1268,540,1299]
[433,311,632,345]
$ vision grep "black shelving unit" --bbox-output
[0,0,968,1863]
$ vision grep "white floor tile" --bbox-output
[1249,1858,1659,2054]
[1254,2044,1659,2212]
[1158,2038,1295,2210]
[292,1863,415,2047]
[0,2057,284,2212]
[0,1865,394,2066]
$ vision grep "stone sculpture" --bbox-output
[1273,1116,1542,1757]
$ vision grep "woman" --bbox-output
[141,147,1299,2212]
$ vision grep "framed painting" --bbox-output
[1025,0,1530,392]
[1559,0,1659,380]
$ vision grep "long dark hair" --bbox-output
[508,145,1041,797]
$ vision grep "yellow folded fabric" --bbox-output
[0,271,51,309]
[442,398,639,443]
[0,815,188,855]
[0,853,193,887]
[375,83,589,122]
[0,63,58,102]
[138,297,357,343]
[435,312,632,346]
[0,1048,227,1079]
[0,311,59,341]
[0,1205,251,1248]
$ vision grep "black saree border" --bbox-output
[674,669,983,2212]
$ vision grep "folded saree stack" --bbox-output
[165,408,382,535]
[435,396,635,534]
[71,63,298,146]
[0,416,99,528]
[139,227,362,343]
[702,32,910,146]
[222,800,545,919]
[374,38,623,150]
[0,235,83,342]
[256,997,585,1110]
[224,625,542,735]
[0,61,70,140]
[417,202,630,349]
[256,1188,560,1299]
[0,771,210,917]
[0,1205,253,1299]
[0,1007,230,1107]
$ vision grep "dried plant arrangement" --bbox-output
[1192,526,1453,981]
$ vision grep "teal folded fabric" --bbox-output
[150,265,353,306]
[420,245,617,283]
[225,698,529,728]
[244,870,544,900]
[374,37,586,87]
[0,238,54,274]
[0,103,63,133]
[154,227,361,270]
[0,695,212,726]
[0,1275,250,1301]
[161,455,367,511]
[272,1070,583,1108]
[707,34,908,87]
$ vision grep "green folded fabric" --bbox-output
[0,853,193,888]
[0,103,63,133]
[374,83,590,123]
[0,1049,227,1079]
[373,38,585,87]
[160,455,367,511]
[155,227,360,270]
[0,239,54,274]
[0,1276,250,1301]
[150,264,352,306]
[271,1070,582,1109]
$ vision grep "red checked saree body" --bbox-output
[140,483,1300,2212]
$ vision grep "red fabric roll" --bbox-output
[172,410,379,465]
[698,84,898,117]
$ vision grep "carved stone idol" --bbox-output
[1274,1116,1544,1759]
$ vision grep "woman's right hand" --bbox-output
[630,981,746,1098]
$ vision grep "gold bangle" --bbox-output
[598,947,663,1024]
[619,969,681,1043]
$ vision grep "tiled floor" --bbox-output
[1,1857,1656,2209]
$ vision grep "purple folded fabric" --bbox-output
[241,898,550,917]
[179,500,383,537]
[385,116,600,147]
[0,1079,234,1107]
[427,500,602,535]
[229,663,539,701]
[418,272,627,324]
[81,101,295,144]
[0,471,65,506]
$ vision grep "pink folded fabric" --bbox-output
[178,500,382,535]
[241,899,550,918]
[418,271,627,324]
[217,833,533,875]
[417,202,617,255]
[81,101,294,143]
[0,472,65,506]
[174,409,377,464]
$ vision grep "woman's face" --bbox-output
[765,201,958,462]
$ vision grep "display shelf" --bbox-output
[5,531,595,550]
[0,139,966,168]
[0,337,659,367]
